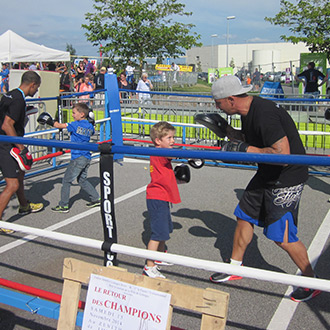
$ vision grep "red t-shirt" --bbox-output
[146,156,181,204]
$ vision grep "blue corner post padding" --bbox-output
[104,73,123,160]
[260,81,284,99]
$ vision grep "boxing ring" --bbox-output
[1,75,330,328]
[1,134,330,291]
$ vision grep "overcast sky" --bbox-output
[1,0,292,58]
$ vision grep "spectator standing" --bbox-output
[94,67,106,105]
[76,61,85,80]
[246,74,251,85]
[74,76,84,93]
[296,62,327,97]
[79,74,94,105]
[118,72,132,103]
[94,67,106,90]
[125,62,135,84]
[28,63,37,71]
[171,62,180,83]
[47,62,56,71]
[59,66,72,92]
[0,63,9,93]
[84,58,95,76]
[55,62,66,73]
[136,73,153,104]
[252,68,261,91]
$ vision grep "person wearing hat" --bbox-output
[209,75,319,303]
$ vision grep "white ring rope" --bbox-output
[1,222,330,293]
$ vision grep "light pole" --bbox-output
[226,16,236,67]
[211,34,218,69]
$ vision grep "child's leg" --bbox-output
[158,240,166,252]
[59,160,81,207]
[77,160,99,202]
[147,240,161,267]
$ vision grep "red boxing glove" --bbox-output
[10,147,33,171]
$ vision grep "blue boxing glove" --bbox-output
[221,140,249,152]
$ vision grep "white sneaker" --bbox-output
[143,265,166,278]
[154,260,173,266]
[154,250,173,266]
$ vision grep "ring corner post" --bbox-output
[104,73,123,161]
[99,143,118,267]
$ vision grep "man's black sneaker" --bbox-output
[210,272,243,283]
[290,287,321,302]
[86,199,101,208]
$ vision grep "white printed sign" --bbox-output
[82,274,171,330]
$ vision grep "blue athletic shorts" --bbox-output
[234,175,304,243]
[146,199,173,241]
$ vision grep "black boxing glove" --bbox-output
[195,113,228,138]
[174,164,191,183]
[10,147,33,171]
[37,112,54,126]
[188,158,205,169]
[87,110,95,125]
[221,140,249,152]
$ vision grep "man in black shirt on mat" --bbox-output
[208,74,319,303]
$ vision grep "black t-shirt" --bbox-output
[94,73,105,90]
[0,89,26,138]
[47,62,56,71]
[118,81,132,99]
[241,96,308,187]
[297,68,325,93]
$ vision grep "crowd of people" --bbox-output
[0,59,153,104]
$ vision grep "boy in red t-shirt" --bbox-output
[143,121,181,278]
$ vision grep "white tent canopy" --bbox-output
[0,30,70,63]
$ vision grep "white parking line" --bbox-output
[267,207,330,330]
[0,185,147,255]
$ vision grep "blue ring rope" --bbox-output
[1,135,330,167]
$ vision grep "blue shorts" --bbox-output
[147,199,173,241]
[234,175,304,243]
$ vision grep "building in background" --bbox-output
[186,42,310,75]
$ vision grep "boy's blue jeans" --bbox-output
[59,156,99,207]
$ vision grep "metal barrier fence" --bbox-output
[116,93,330,153]
[3,87,330,174]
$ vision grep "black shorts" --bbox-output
[234,174,304,243]
[0,144,20,178]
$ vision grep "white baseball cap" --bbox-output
[211,75,252,99]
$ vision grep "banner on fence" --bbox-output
[155,64,193,72]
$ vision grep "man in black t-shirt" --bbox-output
[296,61,327,97]
[0,71,44,233]
[208,75,319,303]
[94,67,106,105]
